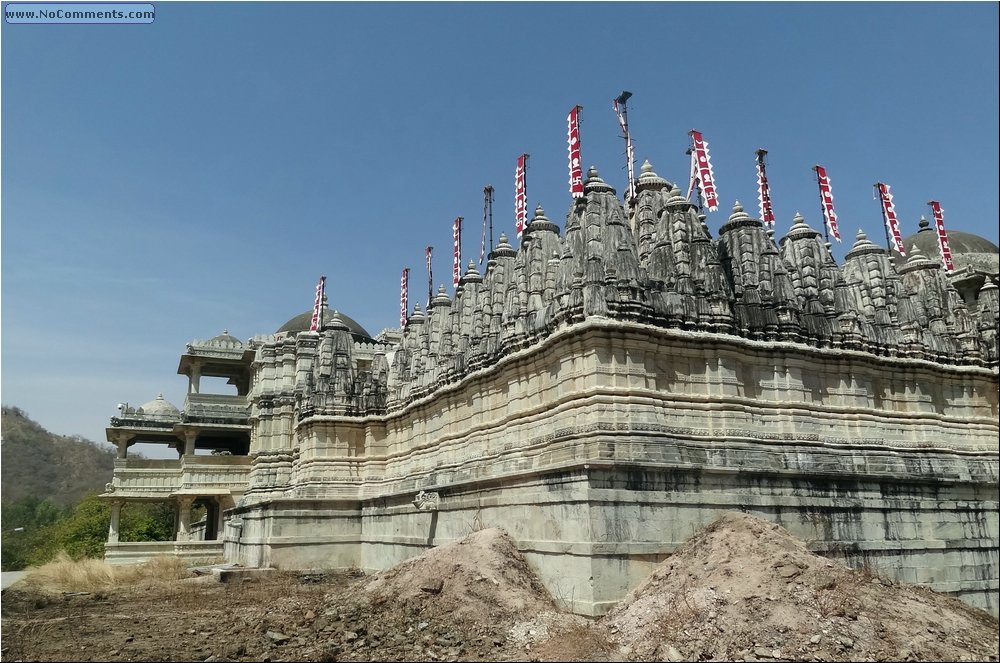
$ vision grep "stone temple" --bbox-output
[103,164,1000,617]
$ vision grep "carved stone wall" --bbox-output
[230,317,998,615]
[227,162,999,616]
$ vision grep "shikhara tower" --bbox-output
[104,163,1000,618]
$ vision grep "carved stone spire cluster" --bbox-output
[266,161,999,414]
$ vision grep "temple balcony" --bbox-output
[104,455,251,500]
[182,393,250,426]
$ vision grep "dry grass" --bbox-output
[530,623,617,662]
[18,553,191,594]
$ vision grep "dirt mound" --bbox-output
[4,518,997,662]
[312,527,565,661]
[593,511,999,662]
[354,527,554,621]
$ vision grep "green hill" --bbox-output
[1,406,116,508]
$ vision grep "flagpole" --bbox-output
[400,268,409,329]
[481,185,493,265]
[755,148,773,230]
[523,153,530,218]
[613,91,635,209]
[568,105,584,200]
[813,166,831,245]
[453,217,463,288]
[514,154,530,239]
[874,183,893,254]
[686,147,704,214]
[576,104,583,140]
[426,246,434,308]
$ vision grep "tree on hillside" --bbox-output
[2,494,175,570]
[1,407,178,570]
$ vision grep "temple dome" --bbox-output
[137,393,181,419]
[892,220,999,274]
[204,329,243,348]
[276,309,374,341]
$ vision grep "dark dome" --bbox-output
[276,309,374,341]
[893,224,999,274]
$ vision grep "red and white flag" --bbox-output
[814,165,841,242]
[613,99,636,203]
[309,275,326,332]
[515,154,528,238]
[452,217,463,287]
[567,106,583,198]
[756,150,776,227]
[689,130,719,212]
[400,268,410,328]
[876,182,906,256]
[927,201,955,271]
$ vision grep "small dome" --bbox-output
[206,329,243,348]
[664,183,690,207]
[407,303,426,325]
[277,309,373,341]
[526,204,560,235]
[461,260,483,284]
[491,233,517,259]
[326,310,351,332]
[718,200,761,236]
[729,200,749,221]
[431,284,451,308]
[138,393,181,420]
[635,160,670,192]
[893,225,999,274]
[583,166,616,195]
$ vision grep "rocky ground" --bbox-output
[2,514,997,662]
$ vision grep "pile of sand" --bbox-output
[351,527,554,623]
[312,528,565,661]
[592,511,999,662]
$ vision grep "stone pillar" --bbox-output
[190,364,201,394]
[114,433,133,459]
[215,499,226,541]
[182,431,197,456]
[175,496,195,542]
[203,500,219,540]
[108,500,124,544]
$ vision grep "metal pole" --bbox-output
[614,91,634,207]
[523,153,530,217]
[427,247,433,308]
[486,185,494,252]
[875,183,893,253]
[687,147,703,214]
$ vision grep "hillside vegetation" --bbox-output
[1,405,116,507]
[1,406,174,571]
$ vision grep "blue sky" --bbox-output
[2,2,998,457]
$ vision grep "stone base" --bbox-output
[224,458,999,618]
[104,540,225,566]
